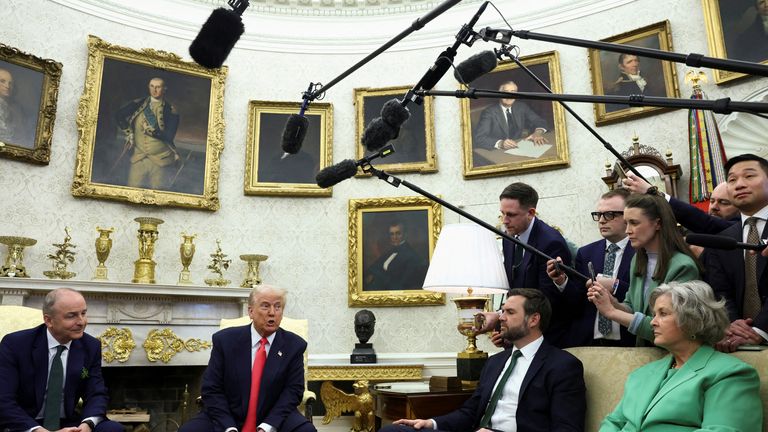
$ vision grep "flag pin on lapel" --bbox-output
[278,351,283,357]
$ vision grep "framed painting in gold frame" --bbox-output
[354,86,436,175]
[348,196,444,307]
[460,51,569,179]
[72,35,227,211]
[244,100,333,197]
[0,43,62,165]
[702,0,768,84]
[588,21,680,125]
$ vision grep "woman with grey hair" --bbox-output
[601,280,762,431]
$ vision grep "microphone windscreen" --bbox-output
[281,114,309,154]
[454,51,498,84]
[189,8,244,69]
[380,99,411,128]
[316,159,358,188]
[361,117,398,152]
[685,233,737,250]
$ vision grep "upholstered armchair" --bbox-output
[0,304,42,340]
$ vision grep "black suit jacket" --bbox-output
[668,196,736,234]
[473,103,547,149]
[0,325,110,432]
[433,341,586,432]
[503,219,574,348]
[704,221,768,332]
[200,326,306,431]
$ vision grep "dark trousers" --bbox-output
[179,411,315,432]
[59,419,124,432]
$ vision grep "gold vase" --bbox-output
[132,217,164,284]
[240,254,268,288]
[93,227,114,281]
[0,236,37,278]
[178,233,196,286]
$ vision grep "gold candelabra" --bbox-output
[132,217,164,284]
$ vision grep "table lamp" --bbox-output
[422,223,509,388]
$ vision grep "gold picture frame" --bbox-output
[348,196,444,307]
[354,86,437,175]
[702,0,768,84]
[588,21,680,125]
[461,51,569,179]
[72,35,227,211]
[244,100,333,197]
[0,43,62,165]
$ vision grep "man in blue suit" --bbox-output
[380,289,586,432]
[497,182,574,348]
[180,285,314,432]
[0,288,123,432]
[546,188,636,347]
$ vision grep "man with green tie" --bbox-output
[380,288,586,432]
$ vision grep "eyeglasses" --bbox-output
[591,211,624,221]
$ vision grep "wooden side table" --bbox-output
[371,382,474,431]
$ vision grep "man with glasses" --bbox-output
[181,285,315,432]
[546,188,636,347]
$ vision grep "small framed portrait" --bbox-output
[0,43,62,165]
[588,21,680,125]
[244,100,333,197]
[348,196,444,307]
[354,86,436,175]
[71,35,227,211]
[461,51,569,179]
[702,0,768,84]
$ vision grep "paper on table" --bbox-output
[504,139,552,158]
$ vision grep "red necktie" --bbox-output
[242,337,268,432]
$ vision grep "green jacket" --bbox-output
[623,251,699,346]
[601,344,762,431]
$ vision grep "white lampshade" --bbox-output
[422,223,509,295]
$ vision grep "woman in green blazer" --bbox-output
[589,193,701,345]
[600,280,762,431]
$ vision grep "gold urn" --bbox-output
[93,227,114,281]
[0,236,37,278]
[178,233,196,285]
[132,217,164,284]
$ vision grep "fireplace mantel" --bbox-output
[0,277,251,366]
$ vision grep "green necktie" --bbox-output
[478,349,523,428]
[43,345,66,430]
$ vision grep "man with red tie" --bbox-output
[181,285,314,432]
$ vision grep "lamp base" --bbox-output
[457,350,488,389]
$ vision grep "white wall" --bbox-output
[1,0,766,356]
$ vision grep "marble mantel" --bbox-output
[0,277,251,366]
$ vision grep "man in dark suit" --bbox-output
[546,188,636,347]
[473,81,548,150]
[0,288,123,432]
[703,154,768,353]
[495,182,574,348]
[181,285,314,432]
[364,222,428,291]
[380,288,586,432]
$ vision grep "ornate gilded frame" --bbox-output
[244,100,333,196]
[702,0,768,84]
[0,43,62,165]
[72,35,227,211]
[588,21,680,126]
[354,86,436,175]
[460,51,569,179]
[348,196,444,307]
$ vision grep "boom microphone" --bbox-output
[453,50,497,84]
[685,233,767,251]
[315,159,359,188]
[361,99,411,152]
[189,0,250,69]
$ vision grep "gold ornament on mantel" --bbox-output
[0,236,37,278]
[93,226,114,281]
[132,217,164,284]
[240,254,268,288]
[204,240,231,287]
[143,328,211,363]
[43,227,77,280]
[178,233,197,286]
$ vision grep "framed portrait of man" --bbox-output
[244,100,333,196]
[460,51,569,179]
[71,36,226,211]
[702,0,768,84]
[354,86,436,175]
[348,196,444,307]
[588,21,680,125]
[0,43,62,165]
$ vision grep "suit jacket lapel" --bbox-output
[517,221,537,286]
[65,339,84,415]
[33,326,48,412]
[642,347,710,421]
[481,350,512,411]
[259,329,284,417]
[519,342,547,398]
[237,325,253,416]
